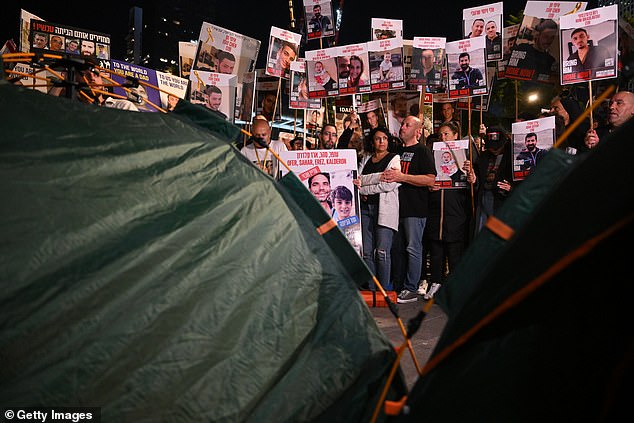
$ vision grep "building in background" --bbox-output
[124,0,215,75]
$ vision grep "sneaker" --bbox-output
[424,283,441,300]
[397,289,419,304]
[417,280,428,296]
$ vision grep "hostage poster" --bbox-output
[279,149,362,256]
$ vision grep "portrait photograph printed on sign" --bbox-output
[236,71,256,123]
[189,71,237,122]
[462,2,504,61]
[367,38,405,91]
[304,0,335,40]
[266,26,301,80]
[560,5,618,85]
[512,116,555,181]
[290,59,322,110]
[497,24,520,79]
[446,36,488,99]
[306,47,339,98]
[337,43,371,95]
[357,99,387,137]
[433,140,469,189]
[409,37,446,93]
[192,22,260,85]
[504,1,587,83]
[279,150,362,256]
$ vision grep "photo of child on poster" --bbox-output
[368,38,405,91]
[305,47,339,98]
[560,5,618,85]
[433,140,469,188]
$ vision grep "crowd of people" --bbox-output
[230,85,633,305]
[13,26,633,305]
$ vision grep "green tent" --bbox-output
[397,118,633,422]
[0,81,406,422]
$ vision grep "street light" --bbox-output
[527,93,539,103]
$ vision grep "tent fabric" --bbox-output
[0,81,405,422]
[399,118,634,422]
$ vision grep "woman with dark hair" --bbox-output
[422,121,471,300]
[348,55,368,87]
[354,126,401,291]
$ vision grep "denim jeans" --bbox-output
[361,204,395,291]
[393,216,426,292]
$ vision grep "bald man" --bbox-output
[381,115,437,303]
[240,119,288,178]
[584,91,634,149]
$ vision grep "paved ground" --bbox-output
[369,296,448,389]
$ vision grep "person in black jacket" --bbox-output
[463,125,514,235]
[422,121,472,300]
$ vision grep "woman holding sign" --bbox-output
[354,127,401,291]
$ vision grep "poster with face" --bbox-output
[463,2,504,61]
[337,43,371,95]
[505,1,587,83]
[156,70,189,112]
[189,71,237,123]
[386,90,422,138]
[512,116,555,181]
[266,26,301,79]
[409,37,446,93]
[446,36,488,98]
[192,22,260,84]
[254,69,280,121]
[279,150,362,256]
[559,5,618,85]
[305,47,340,98]
[371,18,403,41]
[290,59,322,110]
[456,63,496,112]
[433,100,462,134]
[432,140,469,189]
[29,20,111,69]
[367,38,405,91]
[304,0,335,40]
[357,99,388,137]
[109,59,161,113]
[497,24,520,79]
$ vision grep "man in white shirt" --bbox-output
[240,119,288,179]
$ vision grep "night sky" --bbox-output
[1,1,599,67]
